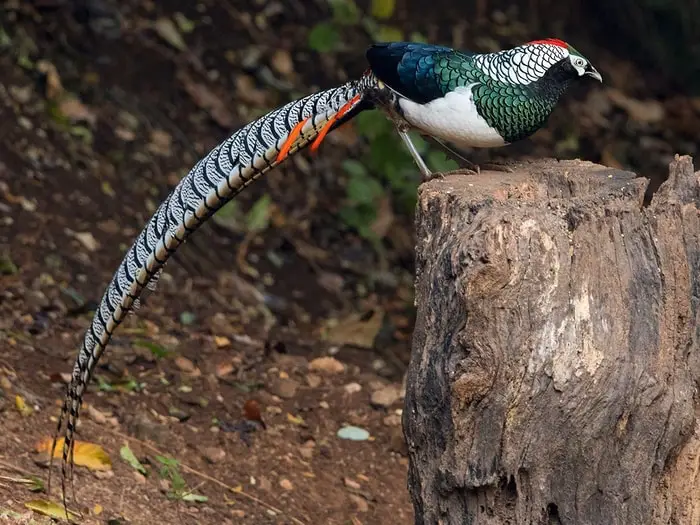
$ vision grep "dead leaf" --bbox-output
[243,399,263,424]
[147,129,173,156]
[270,49,294,78]
[57,96,97,126]
[214,335,230,348]
[234,74,267,107]
[36,60,64,100]
[178,70,235,128]
[323,310,384,348]
[15,394,32,416]
[606,88,665,124]
[370,195,394,238]
[25,499,78,521]
[70,231,100,252]
[154,17,187,51]
[36,437,112,471]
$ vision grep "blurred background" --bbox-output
[0,0,698,523]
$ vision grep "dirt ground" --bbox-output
[0,1,698,524]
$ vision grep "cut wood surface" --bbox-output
[405,156,700,525]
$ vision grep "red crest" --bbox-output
[527,38,568,48]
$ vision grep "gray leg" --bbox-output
[398,130,432,180]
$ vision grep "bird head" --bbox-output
[526,38,602,83]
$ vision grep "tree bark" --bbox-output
[405,156,700,525]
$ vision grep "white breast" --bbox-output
[398,86,506,148]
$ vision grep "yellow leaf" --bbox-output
[323,310,384,349]
[25,499,78,520]
[214,335,230,348]
[15,395,32,416]
[36,437,112,471]
[287,413,305,425]
[231,484,243,493]
[371,0,395,19]
[93,503,103,515]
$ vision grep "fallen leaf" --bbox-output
[147,129,173,156]
[323,310,384,348]
[57,96,97,126]
[25,499,78,521]
[606,88,665,124]
[287,413,304,425]
[214,336,230,348]
[15,395,32,416]
[178,70,235,128]
[69,230,100,252]
[154,17,187,51]
[243,399,264,424]
[36,437,112,471]
[120,443,147,475]
[35,60,64,99]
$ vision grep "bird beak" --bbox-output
[585,66,602,82]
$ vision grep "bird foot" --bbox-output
[422,171,444,182]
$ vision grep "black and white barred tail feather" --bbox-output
[49,77,374,506]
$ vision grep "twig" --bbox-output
[102,427,307,525]
[0,459,35,477]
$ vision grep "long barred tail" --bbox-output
[48,78,373,506]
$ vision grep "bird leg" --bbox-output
[427,136,480,174]
[397,129,433,180]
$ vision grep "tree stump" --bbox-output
[405,156,700,525]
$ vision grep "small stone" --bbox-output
[279,478,293,491]
[299,446,314,460]
[343,382,362,395]
[349,494,369,512]
[202,446,226,464]
[309,357,345,374]
[306,374,322,388]
[269,378,299,399]
[383,414,402,427]
[319,401,330,409]
[259,476,272,492]
[344,477,361,490]
[93,470,114,480]
[133,471,147,484]
[86,405,107,424]
[231,510,246,518]
[370,384,402,408]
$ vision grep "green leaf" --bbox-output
[346,172,384,205]
[179,311,196,326]
[427,149,459,173]
[181,493,208,503]
[410,31,428,43]
[342,159,368,178]
[373,24,403,43]
[245,194,272,232]
[132,339,171,358]
[354,111,392,139]
[329,0,361,25]
[0,253,18,275]
[308,22,340,52]
[120,443,147,475]
[371,0,396,19]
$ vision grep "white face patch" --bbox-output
[473,43,569,85]
[568,54,588,76]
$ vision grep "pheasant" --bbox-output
[48,38,601,506]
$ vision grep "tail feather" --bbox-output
[49,78,371,506]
